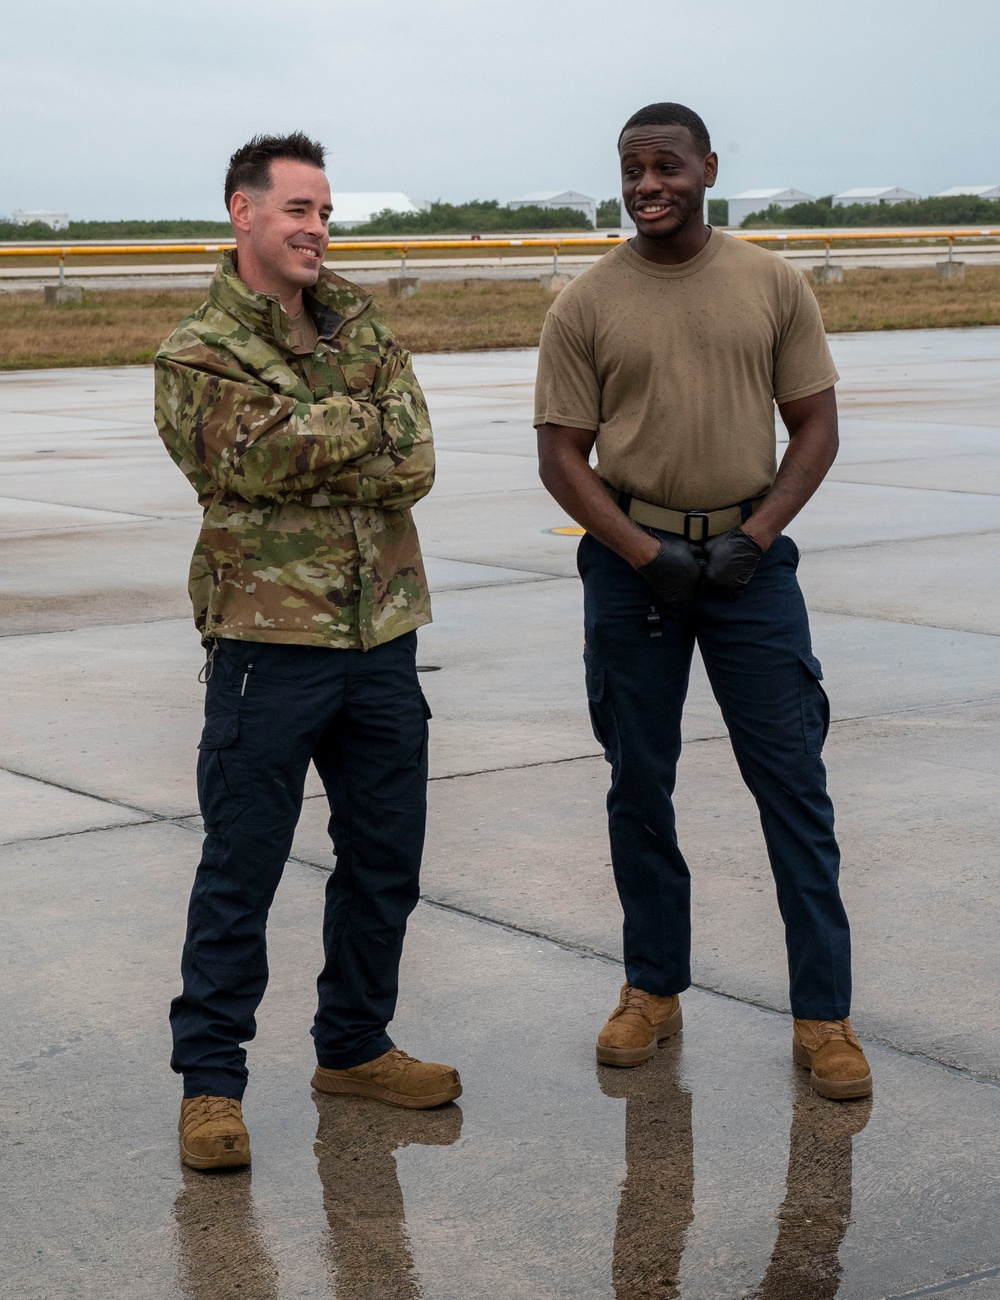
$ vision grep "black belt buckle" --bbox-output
[683,511,710,543]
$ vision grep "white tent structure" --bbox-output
[833,187,919,206]
[508,190,596,226]
[12,210,69,230]
[329,193,430,230]
[726,189,815,227]
[933,185,1000,200]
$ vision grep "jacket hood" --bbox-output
[208,250,373,348]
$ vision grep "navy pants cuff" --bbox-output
[182,1072,246,1101]
[315,1031,393,1071]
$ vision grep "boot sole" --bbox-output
[179,1139,251,1171]
[596,1004,683,1068]
[793,1039,873,1100]
[311,1069,462,1109]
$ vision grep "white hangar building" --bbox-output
[933,185,1000,200]
[329,193,430,230]
[12,209,69,230]
[833,187,919,206]
[726,189,815,227]
[508,190,597,226]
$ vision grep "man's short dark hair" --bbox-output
[224,132,326,208]
[618,103,711,155]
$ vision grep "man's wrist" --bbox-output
[738,517,776,552]
[628,531,662,569]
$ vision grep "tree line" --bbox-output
[0,200,627,242]
[739,195,1000,228]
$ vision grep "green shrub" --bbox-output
[334,199,593,235]
[741,195,1000,229]
[0,219,233,241]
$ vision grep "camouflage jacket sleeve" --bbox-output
[315,332,435,510]
[154,354,385,503]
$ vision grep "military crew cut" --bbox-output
[224,132,327,207]
[618,103,711,155]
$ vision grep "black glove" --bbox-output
[636,534,702,605]
[701,526,764,599]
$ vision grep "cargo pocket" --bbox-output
[197,710,246,831]
[584,649,612,754]
[798,652,830,755]
[419,692,432,776]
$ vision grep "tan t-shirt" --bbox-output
[285,306,320,355]
[533,230,838,511]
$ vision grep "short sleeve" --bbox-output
[533,311,601,431]
[773,271,839,405]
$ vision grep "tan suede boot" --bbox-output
[597,982,683,1067]
[311,1047,462,1109]
[793,1018,873,1100]
[179,1096,251,1170]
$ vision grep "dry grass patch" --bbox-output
[0,280,552,369]
[814,266,1000,331]
[376,279,551,351]
[1,268,999,370]
[0,289,205,369]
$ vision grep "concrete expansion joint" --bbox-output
[829,691,1000,726]
[408,893,1000,1093]
[428,750,604,783]
[0,762,164,822]
[806,524,1000,556]
[881,1261,1000,1297]
[809,605,1000,638]
[3,816,162,848]
[1,613,192,639]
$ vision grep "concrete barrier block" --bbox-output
[43,284,83,305]
[936,261,965,281]
[538,272,572,293]
[811,265,844,285]
[386,276,420,298]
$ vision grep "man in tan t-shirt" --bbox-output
[536,101,871,1101]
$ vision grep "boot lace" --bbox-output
[808,1019,858,1048]
[611,985,656,1021]
[370,1048,419,1081]
[187,1096,242,1126]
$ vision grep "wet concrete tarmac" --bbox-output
[2,329,1000,1298]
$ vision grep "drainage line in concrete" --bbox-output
[402,891,1000,1094]
[881,1262,1000,1297]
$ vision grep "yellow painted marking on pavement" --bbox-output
[548,526,586,536]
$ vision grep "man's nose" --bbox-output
[635,170,665,195]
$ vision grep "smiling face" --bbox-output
[229,158,332,310]
[619,125,718,248]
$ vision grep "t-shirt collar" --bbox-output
[616,226,724,279]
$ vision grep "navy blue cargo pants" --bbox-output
[169,632,429,1100]
[579,530,851,1020]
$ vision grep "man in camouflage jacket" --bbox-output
[156,133,461,1172]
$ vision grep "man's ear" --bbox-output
[229,191,254,233]
[704,152,719,190]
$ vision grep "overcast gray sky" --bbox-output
[3,0,998,220]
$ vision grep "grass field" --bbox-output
[1,267,999,370]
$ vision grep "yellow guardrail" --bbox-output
[2,228,999,281]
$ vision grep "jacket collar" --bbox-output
[208,250,373,348]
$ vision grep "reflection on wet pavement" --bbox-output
[313,1093,463,1299]
[600,1043,871,1300]
[174,1166,278,1300]
[754,1083,871,1299]
[599,1045,694,1299]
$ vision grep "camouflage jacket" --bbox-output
[154,252,434,650]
